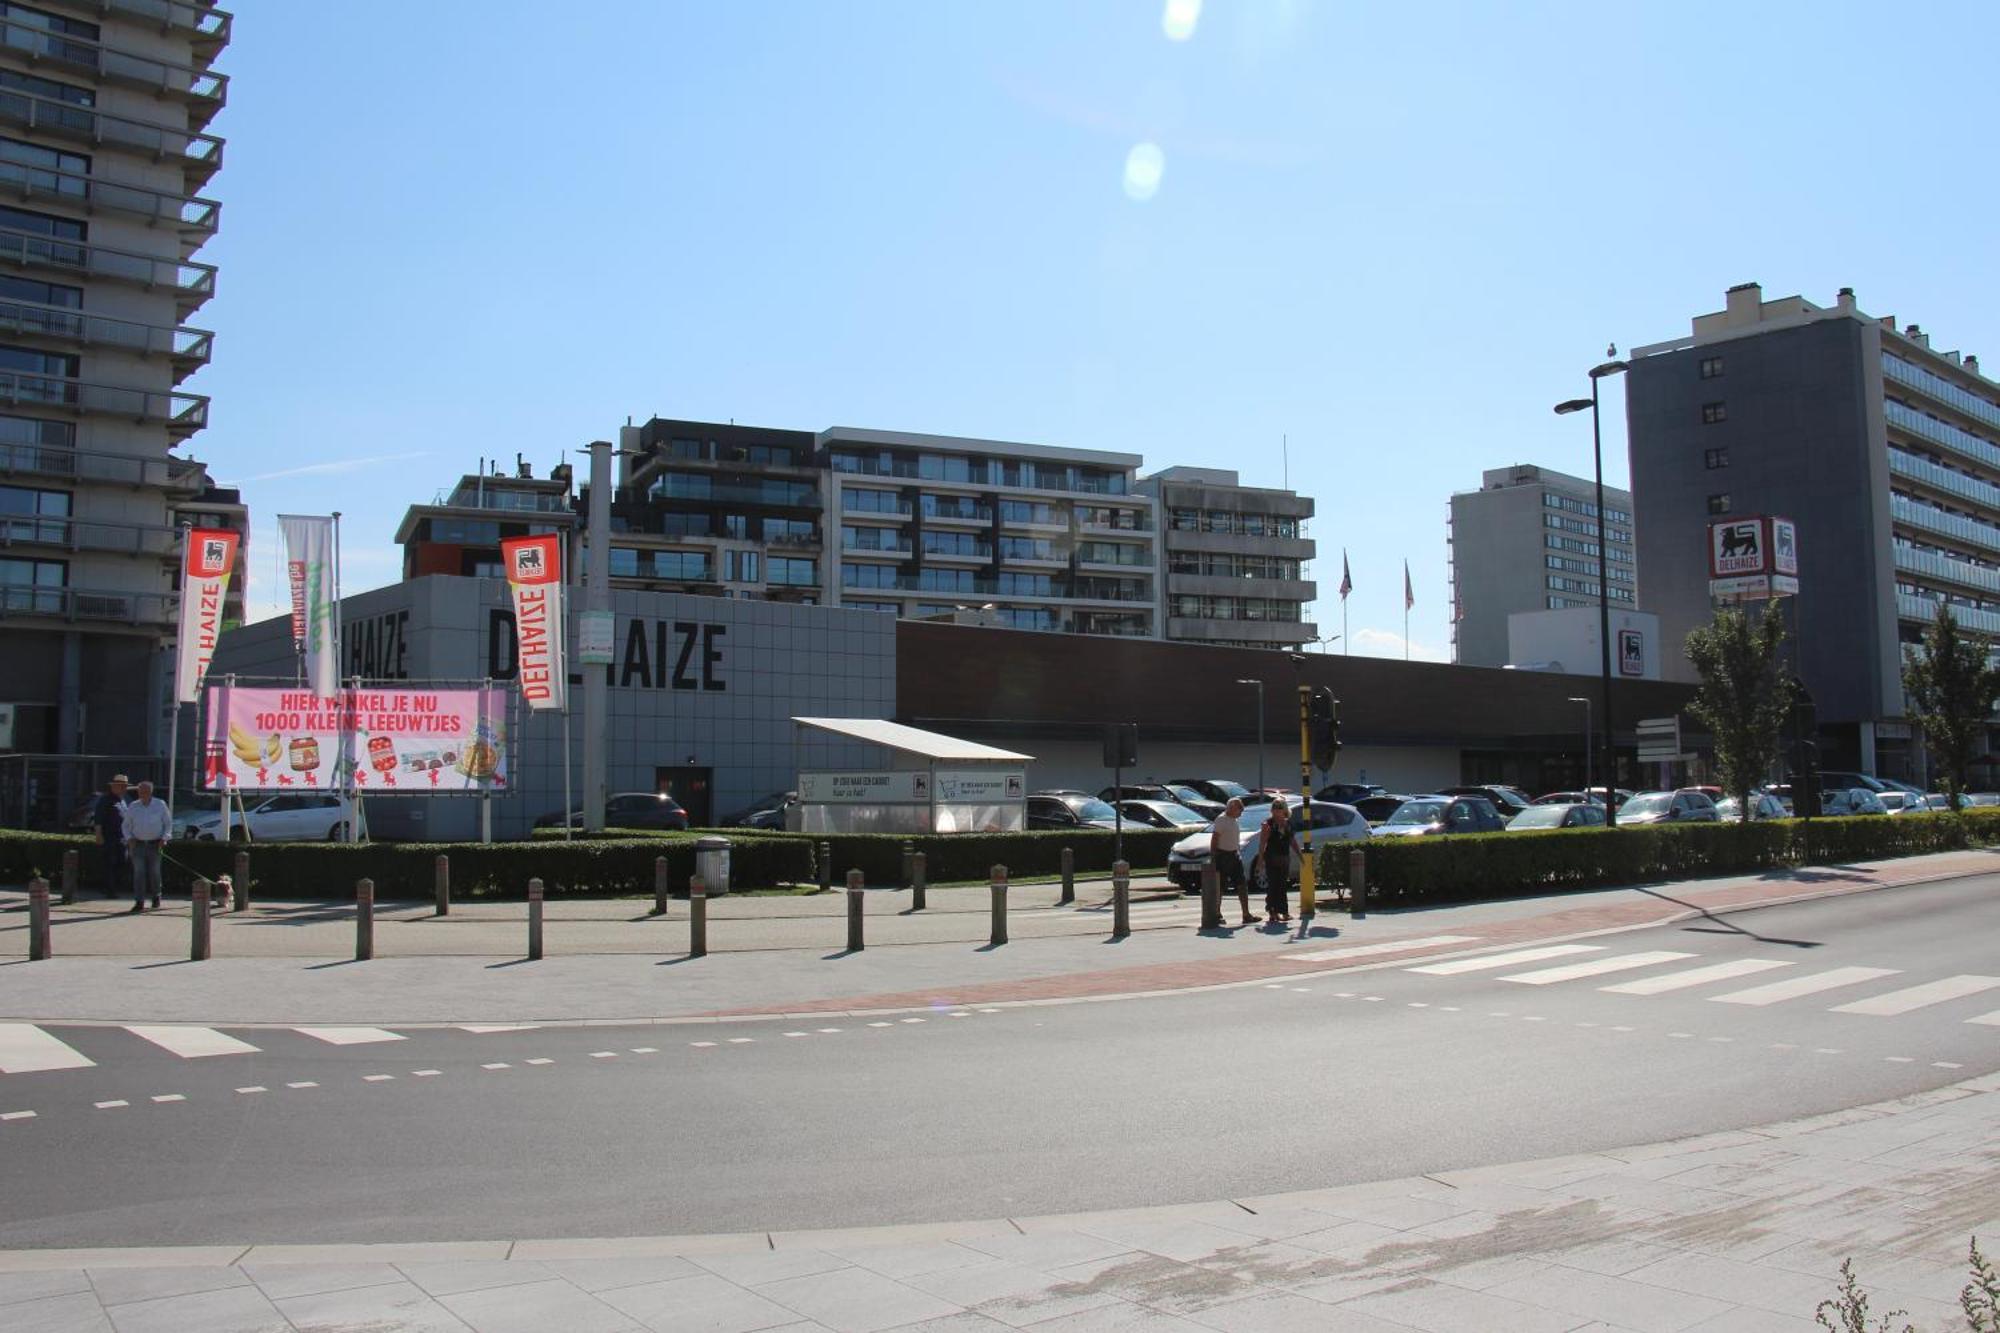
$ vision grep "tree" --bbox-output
[1685,606,1789,823]
[1901,601,2000,811]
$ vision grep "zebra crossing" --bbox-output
[0,1022,509,1076]
[1394,943,2000,1026]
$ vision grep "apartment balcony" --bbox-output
[1893,545,2000,598]
[92,0,232,53]
[1890,495,2000,555]
[766,530,823,551]
[0,226,215,318]
[1168,573,1316,601]
[0,88,223,189]
[1,511,179,556]
[0,297,210,380]
[0,581,173,625]
[1168,616,1315,645]
[1166,528,1314,561]
[1076,550,1155,571]
[0,158,218,242]
[1897,591,2000,638]
[921,509,993,528]
[0,369,207,437]
[1,439,205,490]
[1077,515,1153,535]
[0,16,228,130]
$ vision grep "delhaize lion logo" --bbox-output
[511,544,545,580]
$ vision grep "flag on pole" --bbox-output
[279,515,339,694]
[174,528,240,703]
[501,533,566,711]
[1404,561,1414,612]
[1339,550,1352,601]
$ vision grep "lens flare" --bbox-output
[1161,0,1201,41]
[1122,142,1165,201]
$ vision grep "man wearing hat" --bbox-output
[91,774,129,900]
[122,780,171,913]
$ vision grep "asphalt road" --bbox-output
[1,876,1994,1248]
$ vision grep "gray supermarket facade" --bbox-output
[206,574,1698,839]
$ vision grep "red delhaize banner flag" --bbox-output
[175,527,240,704]
[501,534,566,711]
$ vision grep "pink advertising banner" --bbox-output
[203,686,509,795]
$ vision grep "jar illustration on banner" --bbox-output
[288,736,320,772]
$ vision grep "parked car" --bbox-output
[1114,799,1212,831]
[1965,792,2000,807]
[1372,795,1508,837]
[1438,784,1531,815]
[1821,787,1889,816]
[1506,802,1607,831]
[535,791,690,831]
[1170,778,1256,805]
[1027,792,1121,830]
[1315,782,1387,805]
[719,790,796,829]
[1714,792,1789,821]
[1819,771,1891,795]
[1876,790,1919,814]
[1614,789,1721,825]
[1353,794,1417,825]
[1165,799,1370,891]
[1099,784,1226,821]
[181,792,355,842]
[1534,790,1604,807]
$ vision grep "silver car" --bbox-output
[1166,800,1369,891]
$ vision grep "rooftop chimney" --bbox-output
[1966,355,1981,375]
[1724,282,1763,326]
[1836,286,1856,313]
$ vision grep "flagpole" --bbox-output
[330,511,343,692]
[164,521,191,818]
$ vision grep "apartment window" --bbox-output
[0,68,93,109]
[1704,447,1730,470]
[1701,401,1728,425]
[1699,356,1724,380]
[0,552,64,611]
[609,547,639,577]
[769,556,816,586]
[1707,493,1731,515]
[0,412,71,452]
[0,3,100,42]
[0,135,89,195]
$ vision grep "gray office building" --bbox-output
[1135,466,1316,649]
[1448,465,1636,667]
[1626,282,2000,781]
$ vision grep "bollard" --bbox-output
[689,876,708,957]
[818,842,832,894]
[1112,860,1131,939]
[27,877,50,961]
[846,869,865,952]
[1199,863,1223,931]
[434,853,450,917]
[527,877,544,961]
[190,877,211,961]
[60,849,77,905]
[233,850,249,912]
[1059,846,1074,905]
[355,877,374,961]
[901,841,914,889]
[989,864,1009,946]
[911,851,927,911]
[1349,847,1368,920]
[652,855,669,916]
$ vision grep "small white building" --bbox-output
[1507,607,1664,681]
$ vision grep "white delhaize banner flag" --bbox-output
[279,514,339,694]
[501,533,566,711]
[174,527,241,703]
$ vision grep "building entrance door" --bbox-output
[656,766,713,827]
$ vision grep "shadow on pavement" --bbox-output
[1640,886,1822,948]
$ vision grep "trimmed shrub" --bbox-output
[776,829,1183,884]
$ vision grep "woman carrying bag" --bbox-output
[1253,800,1293,925]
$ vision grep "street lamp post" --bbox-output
[1567,696,1592,794]
[1555,358,1628,826]
[1235,678,1265,794]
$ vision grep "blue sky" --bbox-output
[198,0,2000,658]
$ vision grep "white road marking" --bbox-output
[1934,1061,1964,1069]
[1970,1011,2000,1027]
[1282,934,1483,963]
[1502,951,1696,986]
[481,1063,509,1070]
[1710,967,1900,1007]
[1,1110,36,1121]
[1600,958,1793,995]
[296,1026,405,1046]
[690,1041,717,1048]
[95,1100,128,1109]
[816,1029,842,1034]
[287,1081,318,1089]
[867,1022,892,1028]
[363,1074,394,1082]
[236,1086,266,1094]
[1830,975,2000,1016]
[125,1025,260,1059]
[901,1018,925,1024]
[412,1070,440,1077]
[783,1033,808,1039]
[630,1047,658,1053]
[151,1094,185,1103]
[1408,944,1604,976]
[525,1058,552,1066]
[591,1050,619,1057]
[727,1037,754,1044]
[977,1009,1001,1014]
[0,1024,94,1074]
[1886,1056,1914,1063]
[459,1024,538,1033]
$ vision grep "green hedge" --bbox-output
[774,829,1183,884]
[1316,811,2000,908]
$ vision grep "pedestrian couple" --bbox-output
[91,774,172,913]
[1208,797,1296,927]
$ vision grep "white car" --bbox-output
[1166,799,1369,892]
[180,792,354,842]
[1714,792,1789,821]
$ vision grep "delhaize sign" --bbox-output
[501,534,566,711]
[204,686,508,794]
[174,527,240,704]
[1708,515,1799,600]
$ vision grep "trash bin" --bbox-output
[695,835,731,897]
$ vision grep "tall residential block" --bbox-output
[1627,282,2000,780]
[1448,464,1636,667]
[0,0,234,821]
[1137,466,1315,649]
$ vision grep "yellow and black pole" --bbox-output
[1296,684,1315,919]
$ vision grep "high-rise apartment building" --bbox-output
[1627,282,2000,780]
[1136,466,1315,649]
[1448,464,1636,667]
[0,0,233,817]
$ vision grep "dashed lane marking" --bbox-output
[236,1086,266,1094]
[150,1094,184,1103]
[363,1074,394,1082]
[1408,944,1604,976]
[412,1070,440,1077]
[95,1100,127,1109]
[1,1110,37,1121]
[286,1081,318,1089]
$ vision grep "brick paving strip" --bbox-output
[703,849,2000,1016]
[1,1070,1993,1331]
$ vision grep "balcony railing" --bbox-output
[1898,591,2000,637]
[0,158,220,236]
[1890,495,2000,554]
[0,369,209,436]
[0,582,173,624]
[0,225,215,314]
[0,297,211,376]
[1894,544,2000,598]
[0,89,223,186]
[95,0,233,47]
[0,17,228,126]
[1,511,179,555]
[0,439,206,490]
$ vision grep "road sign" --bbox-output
[1636,716,1681,762]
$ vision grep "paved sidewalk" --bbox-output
[3,1071,1993,1331]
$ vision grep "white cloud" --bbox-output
[1350,626,1448,663]
[235,452,424,484]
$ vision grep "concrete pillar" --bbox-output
[190,877,211,961]
[689,876,708,957]
[652,855,669,916]
[1059,847,1074,905]
[1199,863,1223,930]
[845,869,865,951]
[911,852,927,910]
[27,877,49,961]
[818,842,832,893]
[435,854,450,916]
[527,877,544,961]
[1112,860,1130,939]
[989,864,1008,946]
[1349,848,1368,919]
[355,877,374,961]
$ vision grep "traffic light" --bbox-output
[1308,687,1339,773]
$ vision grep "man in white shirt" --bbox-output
[122,780,172,913]
[1211,798,1255,926]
